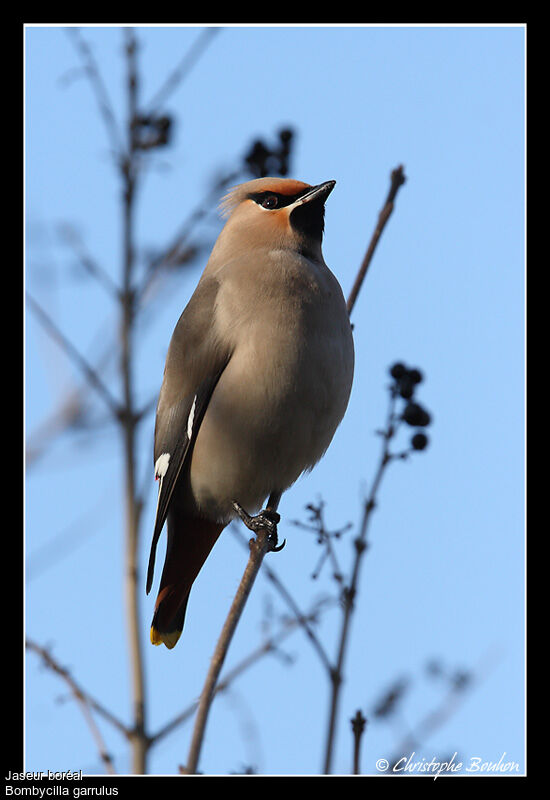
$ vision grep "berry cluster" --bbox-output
[244,128,295,178]
[389,362,432,452]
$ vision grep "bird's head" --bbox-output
[216,177,336,262]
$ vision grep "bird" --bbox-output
[147,176,354,649]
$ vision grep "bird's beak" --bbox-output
[294,180,336,207]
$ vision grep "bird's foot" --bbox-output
[232,500,286,552]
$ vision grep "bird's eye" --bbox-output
[261,195,279,209]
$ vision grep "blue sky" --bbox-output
[25,25,525,776]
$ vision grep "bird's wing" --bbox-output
[146,277,229,594]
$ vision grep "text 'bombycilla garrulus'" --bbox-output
[148,177,354,648]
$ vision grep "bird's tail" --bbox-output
[150,514,225,649]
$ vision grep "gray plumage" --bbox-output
[148,176,354,648]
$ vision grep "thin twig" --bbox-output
[136,168,242,305]
[26,485,112,581]
[231,526,333,674]
[322,385,400,774]
[25,391,85,467]
[73,693,117,774]
[145,27,221,115]
[320,164,407,773]
[26,639,129,740]
[347,165,406,317]
[387,647,503,770]
[351,710,367,775]
[26,293,120,417]
[150,602,328,747]
[64,28,125,161]
[26,640,119,773]
[120,26,148,775]
[57,223,120,300]
[183,526,278,774]
[292,501,350,586]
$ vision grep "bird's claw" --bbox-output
[232,500,286,552]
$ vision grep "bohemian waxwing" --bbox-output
[148,177,354,648]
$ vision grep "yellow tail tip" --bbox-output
[150,626,181,649]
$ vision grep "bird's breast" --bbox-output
[187,252,354,520]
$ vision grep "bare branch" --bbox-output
[64,28,125,161]
[318,166,408,771]
[145,27,221,115]
[322,381,401,773]
[119,26,148,775]
[232,525,333,674]
[73,695,118,774]
[26,293,120,417]
[351,710,367,775]
[26,639,129,747]
[57,223,120,299]
[346,165,406,316]
[386,648,502,769]
[26,484,113,581]
[292,500,350,586]
[151,601,328,747]
[183,523,281,774]
[25,391,86,467]
[136,168,242,306]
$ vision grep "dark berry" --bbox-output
[403,402,431,427]
[278,128,294,143]
[398,376,414,399]
[390,362,407,380]
[411,432,429,451]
